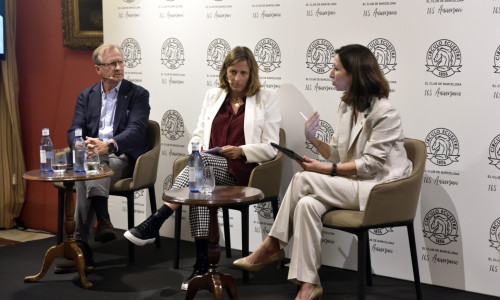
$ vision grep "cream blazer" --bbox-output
[189,88,282,163]
[327,98,413,209]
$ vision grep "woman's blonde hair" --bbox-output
[219,46,262,97]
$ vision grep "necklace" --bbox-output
[231,97,244,108]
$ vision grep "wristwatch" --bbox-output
[331,163,337,176]
[107,140,115,154]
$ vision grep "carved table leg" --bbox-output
[185,206,238,300]
[24,244,64,283]
[24,180,93,289]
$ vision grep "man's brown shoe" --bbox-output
[94,219,116,243]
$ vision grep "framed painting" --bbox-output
[61,0,103,50]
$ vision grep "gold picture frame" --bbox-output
[61,0,103,50]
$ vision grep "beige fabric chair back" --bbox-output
[247,128,286,199]
[172,156,188,181]
[112,120,161,191]
[361,138,426,227]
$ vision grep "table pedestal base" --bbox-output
[23,181,94,289]
[186,271,238,300]
[24,238,93,288]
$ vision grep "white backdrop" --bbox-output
[103,0,500,297]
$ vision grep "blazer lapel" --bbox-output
[347,100,374,152]
[348,112,365,150]
[113,80,130,134]
[243,94,257,144]
[337,104,352,162]
[89,84,103,137]
[203,89,226,148]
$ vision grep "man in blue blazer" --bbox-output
[66,44,150,256]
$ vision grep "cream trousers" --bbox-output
[268,171,362,285]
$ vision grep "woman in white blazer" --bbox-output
[124,46,281,290]
[234,44,412,300]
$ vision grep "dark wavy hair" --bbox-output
[336,44,390,112]
[219,46,262,97]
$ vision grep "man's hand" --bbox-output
[85,137,108,156]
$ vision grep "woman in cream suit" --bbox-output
[234,44,412,300]
[124,46,281,290]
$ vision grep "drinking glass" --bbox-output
[84,147,100,174]
[52,149,68,175]
[202,166,215,194]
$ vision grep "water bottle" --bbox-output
[72,128,86,172]
[40,128,53,172]
[188,142,204,192]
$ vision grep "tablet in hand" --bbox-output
[270,142,306,162]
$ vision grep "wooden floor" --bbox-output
[0,228,54,244]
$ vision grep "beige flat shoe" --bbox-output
[233,249,285,272]
[307,285,323,300]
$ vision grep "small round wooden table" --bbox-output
[163,186,264,300]
[22,166,114,289]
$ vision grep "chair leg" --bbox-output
[127,193,135,263]
[357,231,367,300]
[271,197,279,219]
[57,188,65,244]
[365,231,372,286]
[173,208,182,269]
[241,206,250,283]
[148,186,161,249]
[223,208,232,258]
[407,223,422,300]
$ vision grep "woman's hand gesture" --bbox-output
[305,111,321,144]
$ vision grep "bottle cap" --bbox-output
[75,128,82,137]
[42,128,49,136]
[191,141,200,151]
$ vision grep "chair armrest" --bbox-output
[247,152,284,198]
[362,173,422,226]
[130,146,160,190]
[173,156,189,180]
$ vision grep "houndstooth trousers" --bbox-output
[172,153,236,238]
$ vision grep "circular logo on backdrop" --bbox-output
[161,38,185,69]
[207,39,231,71]
[254,202,275,219]
[488,134,500,171]
[422,208,459,245]
[161,110,185,140]
[306,39,335,74]
[425,128,460,166]
[425,39,462,78]
[489,217,500,252]
[254,38,281,73]
[367,38,397,75]
[121,38,142,68]
[305,120,334,155]
[164,175,174,191]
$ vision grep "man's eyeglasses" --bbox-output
[98,60,125,68]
